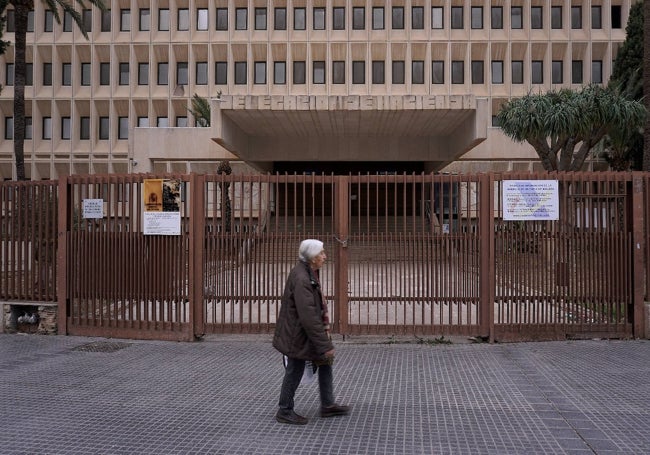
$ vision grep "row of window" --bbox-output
[4,115,181,142]
[5,4,622,34]
[5,58,605,87]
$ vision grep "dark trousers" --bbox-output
[278,357,334,411]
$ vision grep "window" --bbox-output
[531,6,542,29]
[451,7,463,29]
[80,117,90,140]
[99,117,109,140]
[178,9,189,31]
[591,6,602,29]
[392,61,405,84]
[412,60,424,84]
[254,62,266,84]
[274,61,286,84]
[512,61,523,84]
[611,6,622,29]
[332,61,345,84]
[353,7,365,30]
[197,8,208,31]
[235,8,248,30]
[532,60,543,84]
[392,7,404,30]
[372,7,384,30]
[235,62,247,84]
[432,7,443,29]
[372,61,385,84]
[511,6,522,29]
[119,62,129,85]
[158,63,168,85]
[139,9,150,31]
[25,63,33,86]
[571,6,582,29]
[4,117,12,140]
[61,117,71,140]
[471,7,483,29]
[333,7,345,30]
[255,8,267,30]
[314,8,325,30]
[551,6,562,29]
[43,117,52,140]
[82,9,92,33]
[216,62,227,84]
[159,9,170,31]
[176,117,188,127]
[293,61,306,84]
[157,117,168,127]
[432,61,444,84]
[100,62,110,85]
[5,63,13,86]
[353,61,365,84]
[412,6,424,29]
[43,63,52,86]
[27,11,34,32]
[25,117,32,140]
[6,10,14,32]
[592,60,603,84]
[63,11,72,32]
[294,8,306,30]
[137,63,148,85]
[491,61,503,84]
[552,61,563,84]
[176,62,188,85]
[195,62,207,85]
[452,61,464,84]
[44,10,54,32]
[491,7,503,29]
[118,117,129,140]
[62,63,72,86]
[216,8,228,30]
[274,8,286,30]
[471,61,484,84]
[120,9,130,31]
[101,9,111,32]
[81,62,91,86]
[313,61,325,84]
[571,60,582,84]
[137,117,149,127]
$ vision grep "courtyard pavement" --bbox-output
[0,333,649,455]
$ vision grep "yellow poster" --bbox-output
[144,179,163,212]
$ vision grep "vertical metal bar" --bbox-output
[335,176,349,335]
[191,173,205,340]
[630,173,645,337]
[479,174,495,341]
[57,176,68,335]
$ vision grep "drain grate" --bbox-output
[72,341,132,353]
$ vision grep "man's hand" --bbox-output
[325,349,335,358]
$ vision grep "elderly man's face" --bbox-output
[311,250,327,270]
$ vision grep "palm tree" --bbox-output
[5,1,106,181]
[644,0,650,171]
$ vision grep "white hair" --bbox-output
[298,239,324,262]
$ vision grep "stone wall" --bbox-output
[2,304,57,335]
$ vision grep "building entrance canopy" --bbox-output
[212,95,488,173]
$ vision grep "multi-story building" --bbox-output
[0,1,636,179]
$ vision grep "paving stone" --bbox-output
[0,335,649,454]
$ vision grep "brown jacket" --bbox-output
[272,261,333,361]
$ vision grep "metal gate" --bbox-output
[3,171,644,341]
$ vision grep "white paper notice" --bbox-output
[143,212,181,235]
[82,199,104,219]
[502,180,559,221]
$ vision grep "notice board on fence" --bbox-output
[502,180,559,221]
[143,179,181,235]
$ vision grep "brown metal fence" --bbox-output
[1,172,647,341]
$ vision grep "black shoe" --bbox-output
[320,404,350,418]
[275,410,308,425]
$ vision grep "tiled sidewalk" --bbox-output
[1,334,648,455]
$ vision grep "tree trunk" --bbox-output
[13,4,28,181]
[643,0,650,170]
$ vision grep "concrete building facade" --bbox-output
[0,0,635,179]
